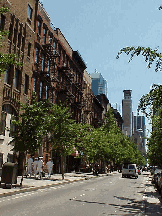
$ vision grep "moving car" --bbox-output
[122,163,138,179]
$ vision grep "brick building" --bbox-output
[0,0,36,166]
[0,0,107,173]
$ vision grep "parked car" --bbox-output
[150,166,158,175]
[122,163,138,179]
[151,168,162,186]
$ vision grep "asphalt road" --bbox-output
[0,172,150,215]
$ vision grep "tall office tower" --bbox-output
[122,90,132,137]
[90,70,107,96]
[133,115,146,153]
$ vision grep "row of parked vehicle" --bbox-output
[151,166,162,197]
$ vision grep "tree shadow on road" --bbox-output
[70,199,106,205]
[110,194,162,215]
[109,196,144,215]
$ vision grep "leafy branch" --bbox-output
[116,46,162,72]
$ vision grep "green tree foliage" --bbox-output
[116,46,162,72]
[138,84,162,166]
[11,95,78,179]
[0,7,22,75]
[77,108,144,168]
[116,4,162,73]
[139,84,162,118]
[11,95,50,154]
[47,104,77,179]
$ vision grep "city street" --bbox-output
[1,172,161,215]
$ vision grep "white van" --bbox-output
[122,163,138,178]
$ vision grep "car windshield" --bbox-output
[129,165,135,169]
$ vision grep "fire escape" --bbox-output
[56,65,75,105]
[41,43,59,92]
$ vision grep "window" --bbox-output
[45,85,49,99]
[4,68,11,84]
[58,46,61,64]
[66,56,69,67]
[0,153,3,168]
[0,14,5,30]
[35,47,39,63]
[48,32,53,44]
[50,91,53,103]
[27,42,31,57]
[21,37,25,52]
[40,81,43,99]
[0,112,6,136]
[27,4,32,20]
[41,54,45,71]
[49,35,52,44]
[43,28,47,44]
[14,68,20,89]
[10,115,16,137]
[123,164,128,169]
[38,20,41,35]
[17,33,21,48]
[8,23,13,41]
[47,60,50,75]
[13,28,17,44]
[24,74,29,94]
[53,41,57,54]
[62,51,65,63]
[33,77,37,92]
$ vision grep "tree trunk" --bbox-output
[18,152,25,187]
[61,155,65,180]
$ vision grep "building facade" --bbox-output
[133,115,146,153]
[0,0,109,173]
[0,0,36,165]
[90,70,107,96]
[122,90,132,137]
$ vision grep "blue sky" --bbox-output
[42,0,162,123]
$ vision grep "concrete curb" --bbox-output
[0,175,99,198]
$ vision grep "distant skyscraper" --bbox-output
[90,70,107,96]
[134,116,145,132]
[133,115,146,153]
[122,90,132,137]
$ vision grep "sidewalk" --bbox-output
[0,172,112,198]
[143,172,162,215]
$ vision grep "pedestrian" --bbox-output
[33,158,38,178]
[28,156,33,178]
[46,158,53,178]
[37,157,43,179]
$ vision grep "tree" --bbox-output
[116,6,162,166]
[138,84,162,166]
[47,104,78,180]
[10,94,51,185]
[0,7,21,75]
[116,5,162,72]
[116,46,162,72]
[77,108,144,172]
[103,108,145,166]
[11,95,50,154]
